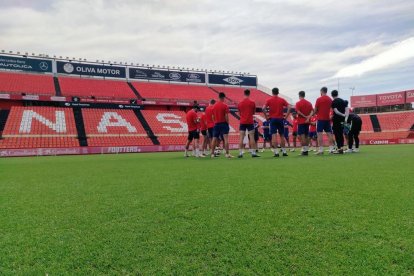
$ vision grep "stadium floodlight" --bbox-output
[26,52,29,55]
[83,59,86,61]
[1,50,4,53]
[17,51,20,54]
[9,51,13,54]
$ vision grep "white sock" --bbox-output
[329,146,334,151]
[239,149,243,155]
[196,149,200,157]
[282,148,286,153]
[319,146,323,152]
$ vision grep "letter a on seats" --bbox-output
[19,110,67,133]
[97,112,137,133]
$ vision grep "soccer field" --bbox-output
[1,145,413,274]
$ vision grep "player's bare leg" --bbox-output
[279,133,288,156]
[223,134,233,158]
[272,134,280,157]
[210,137,218,158]
[238,130,246,158]
[248,130,260,157]
[194,139,201,157]
[300,134,309,156]
[184,139,192,157]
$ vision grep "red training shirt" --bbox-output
[186,109,198,132]
[212,101,229,124]
[292,118,298,132]
[309,116,317,132]
[200,113,207,131]
[205,105,215,128]
[238,98,256,124]
[315,95,332,121]
[265,96,288,119]
[295,98,313,124]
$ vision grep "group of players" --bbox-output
[184,86,362,158]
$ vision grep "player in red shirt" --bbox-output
[290,113,298,151]
[237,89,260,158]
[312,86,335,154]
[295,91,314,156]
[204,99,216,150]
[185,104,202,157]
[210,92,233,158]
[199,111,209,156]
[262,87,292,157]
[308,115,318,151]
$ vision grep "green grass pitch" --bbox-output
[1,145,413,275]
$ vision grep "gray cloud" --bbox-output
[1,0,414,103]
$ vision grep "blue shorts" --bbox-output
[284,128,289,139]
[239,124,254,132]
[264,134,271,141]
[213,122,230,138]
[298,124,310,136]
[309,131,317,139]
[317,120,332,133]
[269,118,284,135]
[207,127,214,138]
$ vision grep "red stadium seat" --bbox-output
[376,112,414,131]
[59,76,136,99]
[0,71,55,95]
[131,82,218,103]
[0,106,79,148]
[359,115,374,132]
[82,109,153,146]
[211,86,271,106]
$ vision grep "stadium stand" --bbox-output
[0,71,55,95]
[0,106,79,148]
[59,77,137,99]
[131,82,218,103]
[376,111,414,131]
[82,109,153,146]
[141,110,189,145]
[210,86,270,106]
[359,114,375,132]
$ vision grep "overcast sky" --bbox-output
[1,0,414,102]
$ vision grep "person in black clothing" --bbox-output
[331,90,347,154]
[346,113,362,152]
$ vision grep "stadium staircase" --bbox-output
[230,110,240,120]
[0,109,10,137]
[73,107,88,146]
[53,76,62,96]
[127,82,143,99]
[133,109,160,145]
[370,114,381,132]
